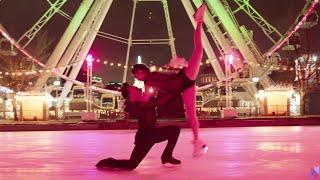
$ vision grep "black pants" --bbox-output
[107,125,180,170]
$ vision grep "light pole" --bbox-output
[133,55,145,90]
[53,79,60,119]
[86,54,94,112]
[137,55,142,64]
[53,79,61,97]
[221,53,237,118]
[225,54,233,108]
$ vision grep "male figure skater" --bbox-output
[96,83,181,170]
[131,4,207,158]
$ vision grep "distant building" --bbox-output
[198,65,218,86]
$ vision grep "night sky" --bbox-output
[0,0,319,83]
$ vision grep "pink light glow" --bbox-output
[1,127,319,179]
[86,54,94,63]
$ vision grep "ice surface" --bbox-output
[1,126,319,179]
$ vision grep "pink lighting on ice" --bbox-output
[0,127,319,179]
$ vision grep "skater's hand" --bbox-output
[138,87,157,103]
[194,4,207,23]
[145,86,158,98]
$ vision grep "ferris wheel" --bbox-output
[0,0,318,107]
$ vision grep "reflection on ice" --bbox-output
[257,142,301,153]
[0,127,319,179]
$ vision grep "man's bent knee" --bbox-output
[126,162,139,170]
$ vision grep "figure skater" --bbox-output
[96,83,181,170]
[131,4,207,158]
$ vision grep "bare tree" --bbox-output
[0,30,53,120]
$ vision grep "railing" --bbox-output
[196,105,290,117]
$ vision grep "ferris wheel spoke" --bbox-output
[17,0,68,48]
[232,0,283,44]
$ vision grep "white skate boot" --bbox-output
[192,139,208,158]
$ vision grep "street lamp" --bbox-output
[257,90,265,100]
[252,77,259,83]
[221,53,238,118]
[133,55,145,90]
[53,79,60,98]
[225,54,233,108]
[53,80,60,86]
[86,54,94,112]
[53,79,60,119]
[312,55,318,62]
[137,55,142,64]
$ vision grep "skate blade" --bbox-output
[162,163,182,168]
[194,145,208,159]
[96,166,131,171]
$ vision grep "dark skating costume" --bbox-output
[96,94,181,170]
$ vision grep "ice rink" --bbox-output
[1,126,319,179]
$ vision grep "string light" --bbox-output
[0,24,119,95]
[268,0,319,56]
[0,56,126,76]
[150,66,157,72]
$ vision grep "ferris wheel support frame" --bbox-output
[57,0,113,107]
[198,0,232,54]
[232,0,283,44]
[205,0,272,89]
[192,0,257,98]
[17,0,68,48]
[122,0,178,82]
[55,0,108,75]
[33,0,94,90]
[181,0,225,80]
[28,0,291,103]
[162,0,177,57]
[122,0,136,83]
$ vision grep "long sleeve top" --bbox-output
[144,70,195,94]
[135,93,176,130]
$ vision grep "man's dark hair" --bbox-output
[120,83,130,99]
[131,64,150,74]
